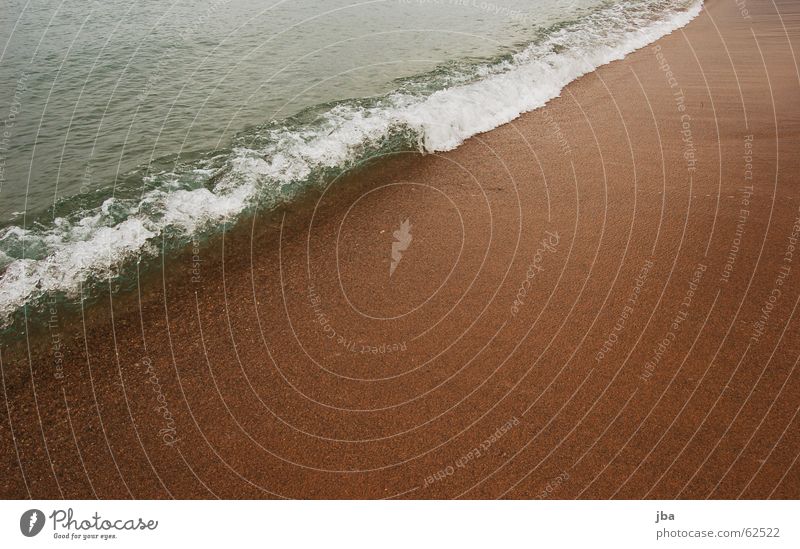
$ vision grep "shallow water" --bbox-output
[0,0,592,221]
[0,0,701,329]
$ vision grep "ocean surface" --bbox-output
[0,0,701,331]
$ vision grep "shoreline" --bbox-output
[3,0,800,499]
[0,0,704,330]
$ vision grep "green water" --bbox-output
[0,0,593,222]
[0,0,702,331]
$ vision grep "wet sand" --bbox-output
[2,0,799,499]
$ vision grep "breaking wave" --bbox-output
[0,0,702,329]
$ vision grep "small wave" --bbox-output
[0,0,702,328]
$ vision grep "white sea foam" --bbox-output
[0,0,702,326]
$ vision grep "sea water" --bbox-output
[0,0,701,330]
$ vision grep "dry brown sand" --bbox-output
[2,0,799,499]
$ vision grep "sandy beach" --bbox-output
[2,0,799,499]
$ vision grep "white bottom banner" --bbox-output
[1,500,797,548]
